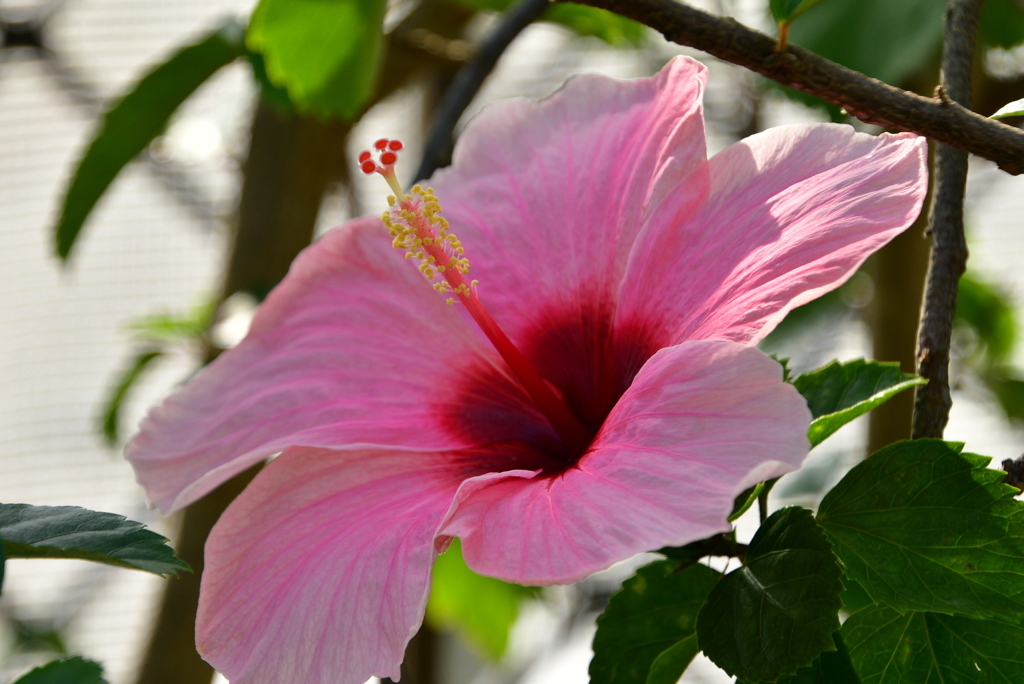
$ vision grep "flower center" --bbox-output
[360,140,595,458]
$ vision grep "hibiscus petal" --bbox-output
[441,340,811,585]
[196,447,463,684]
[617,124,928,346]
[429,55,709,343]
[127,218,550,513]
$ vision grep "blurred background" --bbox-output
[1,0,1023,682]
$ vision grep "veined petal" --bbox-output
[617,124,928,346]
[197,447,464,684]
[127,218,551,513]
[430,56,709,345]
[441,341,811,585]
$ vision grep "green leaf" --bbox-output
[246,0,387,120]
[738,632,861,684]
[728,483,763,522]
[55,20,245,260]
[697,507,843,681]
[817,439,1024,622]
[449,0,645,46]
[0,503,190,577]
[986,372,1024,422]
[645,635,699,684]
[11,656,107,684]
[771,0,824,24]
[426,538,537,660]
[991,97,1024,120]
[590,559,719,684]
[788,0,942,88]
[792,359,925,447]
[100,349,163,445]
[980,0,1024,50]
[840,578,875,616]
[128,297,216,343]
[843,605,1024,683]
[956,274,1017,364]
[541,3,646,46]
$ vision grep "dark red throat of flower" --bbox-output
[359,140,595,458]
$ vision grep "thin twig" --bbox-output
[912,0,982,438]
[414,0,550,183]
[568,0,1024,175]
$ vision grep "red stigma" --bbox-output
[358,151,372,163]
[360,160,377,175]
[380,151,397,166]
[374,139,389,151]
[388,140,404,151]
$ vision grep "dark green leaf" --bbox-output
[956,274,1017,365]
[843,605,1024,683]
[246,0,387,120]
[787,0,942,87]
[986,372,1024,422]
[0,503,190,577]
[817,439,1024,622]
[449,0,645,46]
[11,656,107,684]
[645,635,699,684]
[738,632,861,684]
[426,538,537,660]
[728,483,763,522]
[55,20,244,260]
[246,48,292,112]
[697,507,843,681]
[980,0,1024,49]
[840,578,875,616]
[100,349,162,445]
[792,359,925,447]
[590,560,719,684]
[770,0,823,24]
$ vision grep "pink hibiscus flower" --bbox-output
[126,56,927,684]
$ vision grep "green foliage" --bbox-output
[130,297,217,343]
[738,632,860,684]
[100,297,215,444]
[792,359,925,447]
[449,0,645,46]
[645,636,700,684]
[0,537,5,595]
[11,657,107,684]
[426,539,537,660]
[590,560,719,684]
[818,439,1024,622]
[991,98,1024,120]
[0,503,190,577]
[784,0,1023,111]
[957,274,1017,365]
[728,482,764,522]
[100,349,162,445]
[787,0,943,88]
[246,0,387,120]
[55,20,245,260]
[697,507,843,681]
[843,605,1024,683]
[980,0,1024,49]
[770,0,823,24]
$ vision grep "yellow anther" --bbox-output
[377,183,476,297]
[446,298,455,305]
